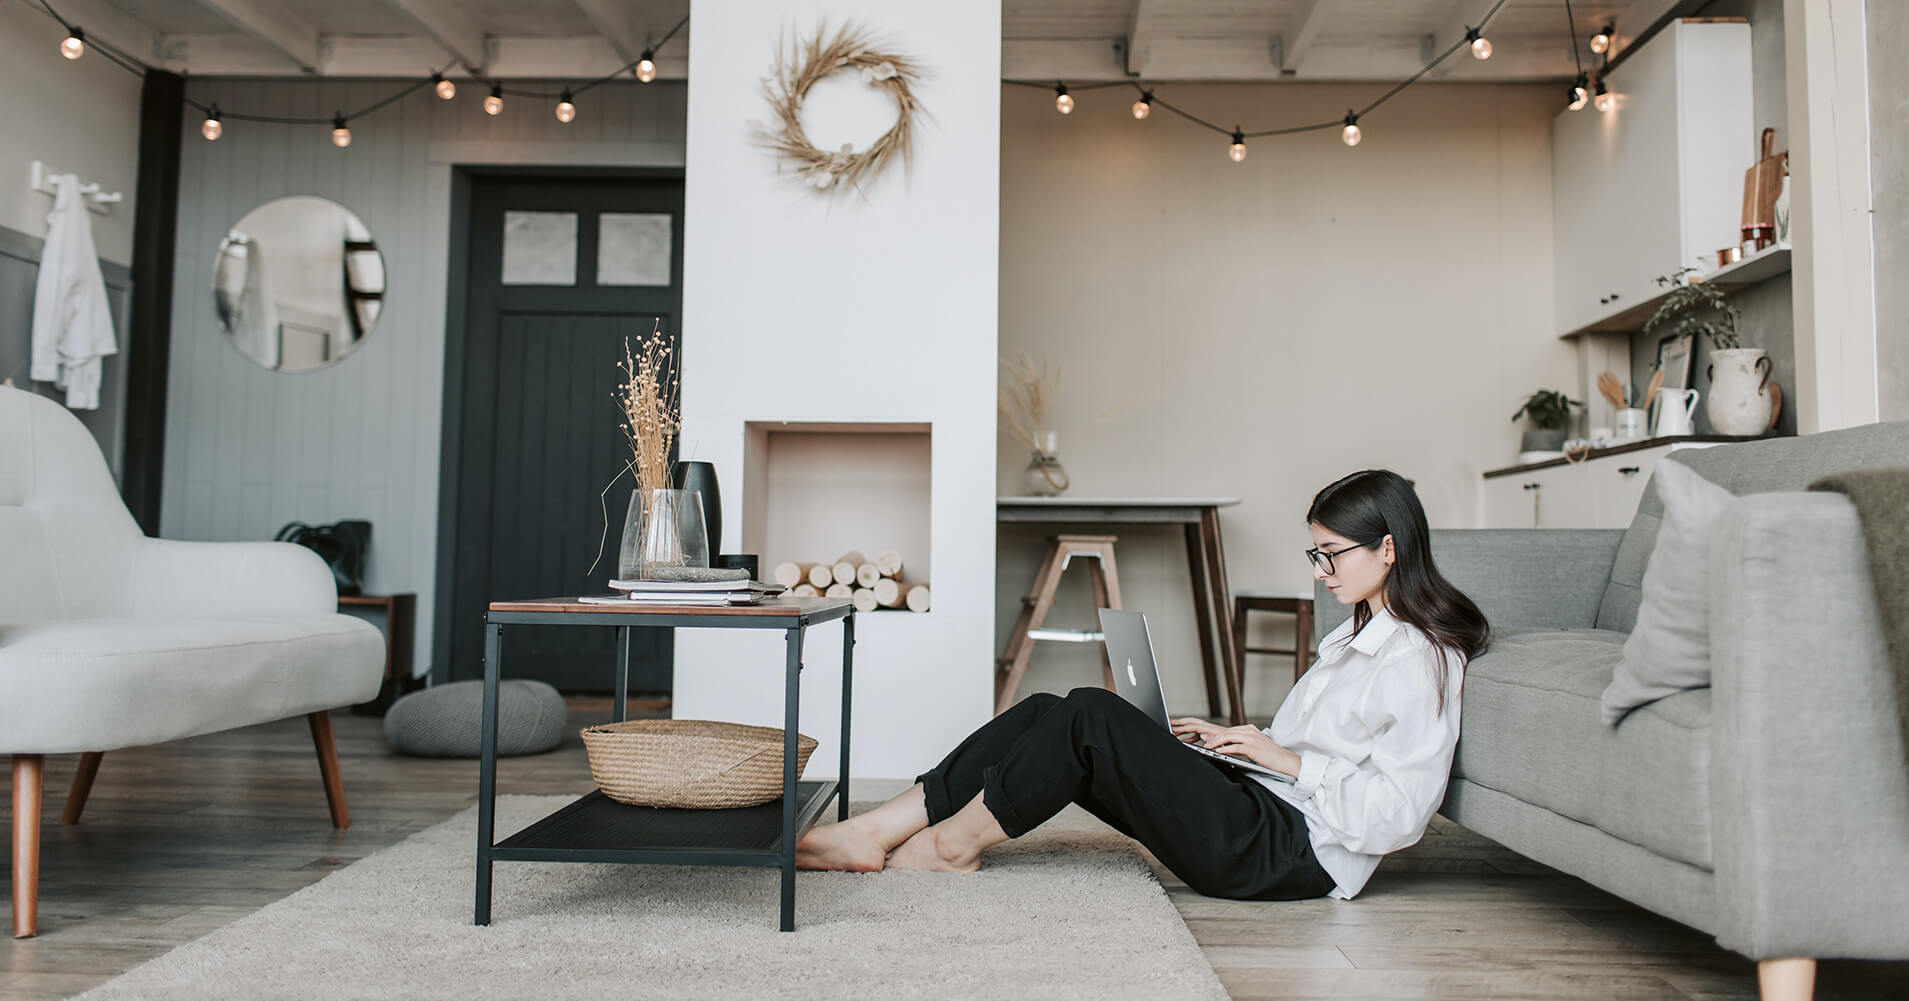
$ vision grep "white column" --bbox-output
[1783,0,1879,432]
[675,0,1001,779]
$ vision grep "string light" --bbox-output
[636,49,657,83]
[1228,129,1246,162]
[1567,73,1589,111]
[1054,83,1073,115]
[331,113,352,148]
[1593,78,1613,112]
[1132,91,1152,120]
[433,72,455,100]
[1341,111,1362,147]
[1590,23,1615,55]
[1466,26,1492,60]
[484,84,503,115]
[555,89,576,123]
[201,104,222,141]
[61,27,84,60]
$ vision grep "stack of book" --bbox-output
[578,578,768,606]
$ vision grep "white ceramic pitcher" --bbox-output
[1653,387,1700,437]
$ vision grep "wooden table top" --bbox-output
[487,596,853,618]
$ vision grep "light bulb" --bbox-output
[555,91,576,123]
[1594,80,1614,112]
[1568,76,1589,111]
[484,85,503,116]
[1132,94,1151,120]
[61,29,84,60]
[1228,130,1246,162]
[1591,25,1614,55]
[1467,27,1491,60]
[1341,113,1362,147]
[636,51,656,83]
[201,106,222,141]
[1054,84,1073,115]
[331,114,351,148]
[434,74,455,100]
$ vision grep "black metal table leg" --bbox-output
[614,626,631,723]
[840,614,854,822]
[475,622,502,925]
[780,625,804,932]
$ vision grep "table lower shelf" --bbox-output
[492,782,839,866]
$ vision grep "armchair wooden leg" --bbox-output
[63,751,104,825]
[12,755,43,939]
[1757,957,1815,1001]
[307,712,350,829]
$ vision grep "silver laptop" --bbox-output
[1099,609,1295,783]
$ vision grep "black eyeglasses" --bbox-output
[1305,540,1376,575]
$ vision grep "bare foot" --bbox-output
[795,820,885,872]
[884,827,981,873]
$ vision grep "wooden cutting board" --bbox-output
[1741,127,1788,243]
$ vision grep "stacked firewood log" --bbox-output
[771,550,929,612]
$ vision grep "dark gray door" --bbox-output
[445,174,684,693]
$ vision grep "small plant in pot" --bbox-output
[1511,389,1581,454]
[1644,268,1778,435]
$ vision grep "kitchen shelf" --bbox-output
[1560,247,1792,339]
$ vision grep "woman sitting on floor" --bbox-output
[796,468,1491,901]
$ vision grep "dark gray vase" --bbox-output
[670,461,722,553]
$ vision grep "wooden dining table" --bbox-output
[997,497,1248,725]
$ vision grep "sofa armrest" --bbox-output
[128,539,338,618]
[1708,493,1909,960]
[1314,529,1624,638]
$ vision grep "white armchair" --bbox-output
[1,386,383,938]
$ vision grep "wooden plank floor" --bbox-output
[4,700,1903,1000]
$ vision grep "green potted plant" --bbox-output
[1645,268,1776,436]
[1511,389,1581,454]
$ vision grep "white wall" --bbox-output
[0,1,141,266]
[164,78,688,677]
[675,0,1000,780]
[996,82,1570,719]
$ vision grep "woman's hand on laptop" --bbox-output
[1172,719,1301,776]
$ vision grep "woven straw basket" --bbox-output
[580,719,818,809]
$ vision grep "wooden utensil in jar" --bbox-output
[1597,371,1625,410]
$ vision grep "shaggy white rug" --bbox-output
[72,796,1230,1001]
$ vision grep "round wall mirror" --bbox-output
[212,196,385,373]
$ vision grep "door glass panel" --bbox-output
[596,212,672,286]
[501,210,577,285]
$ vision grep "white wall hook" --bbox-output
[29,160,122,214]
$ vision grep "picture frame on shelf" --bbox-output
[1656,332,1695,391]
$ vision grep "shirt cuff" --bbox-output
[1294,750,1330,798]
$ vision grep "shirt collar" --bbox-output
[1347,605,1404,656]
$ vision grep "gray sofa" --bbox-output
[1316,421,1909,994]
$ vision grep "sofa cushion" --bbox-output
[0,615,385,754]
[1602,459,1736,724]
[1455,628,1713,870]
[1596,420,1909,633]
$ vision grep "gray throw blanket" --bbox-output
[1809,469,1909,769]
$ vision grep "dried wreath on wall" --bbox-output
[755,23,924,194]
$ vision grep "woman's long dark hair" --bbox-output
[1306,469,1490,714]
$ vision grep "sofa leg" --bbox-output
[12,755,43,939]
[63,752,104,825]
[307,711,350,829]
[1757,957,1816,1001]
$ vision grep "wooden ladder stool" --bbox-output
[996,534,1123,715]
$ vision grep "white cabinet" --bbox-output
[1553,20,1753,336]
[1481,442,1722,529]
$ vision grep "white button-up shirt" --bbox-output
[1253,605,1464,899]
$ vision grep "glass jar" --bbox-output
[1022,430,1071,497]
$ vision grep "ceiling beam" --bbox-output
[157,33,691,79]
[379,0,489,71]
[569,0,647,65]
[1005,36,1567,83]
[1281,0,1332,73]
[1426,0,1511,79]
[191,0,322,72]
[1124,0,1158,76]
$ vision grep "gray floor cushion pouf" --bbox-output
[384,679,567,757]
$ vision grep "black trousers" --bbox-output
[914,687,1336,901]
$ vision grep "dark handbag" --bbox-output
[275,520,372,596]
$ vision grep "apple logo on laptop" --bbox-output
[1126,659,1137,687]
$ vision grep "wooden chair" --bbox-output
[1230,591,1316,713]
[995,535,1123,715]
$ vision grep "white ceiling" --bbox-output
[44,0,1685,81]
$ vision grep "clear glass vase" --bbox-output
[618,487,709,579]
[1022,430,1071,497]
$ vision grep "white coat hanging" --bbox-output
[30,173,118,410]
